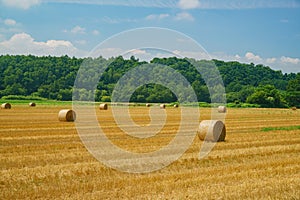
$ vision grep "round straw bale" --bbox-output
[1,103,11,109]
[160,104,166,109]
[146,103,151,107]
[99,103,108,110]
[173,104,178,108]
[29,102,36,107]
[217,106,226,113]
[58,109,76,122]
[291,107,297,110]
[198,120,226,142]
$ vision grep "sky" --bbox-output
[0,0,299,73]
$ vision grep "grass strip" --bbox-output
[261,126,300,132]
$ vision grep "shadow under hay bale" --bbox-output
[99,103,108,110]
[217,106,226,113]
[29,102,36,107]
[160,104,166,109]
[58,109,76,122]
[1,103,11,109]
[198,120,226,142]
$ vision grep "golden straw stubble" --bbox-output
[58,109,76,122]
[198,120,226,142]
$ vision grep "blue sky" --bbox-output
[0,0,299,73]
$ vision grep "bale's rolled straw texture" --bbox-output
[29,102,36,107]
[146,103,151,107]
[99,103,108,110]
[218,106,226,113]
[198,120,226,142]
[1,103,11,109]
[58,109,76,122]
[160,104,166,109]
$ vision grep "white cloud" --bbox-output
[174,12,194,21]
[146,13,170,20]
[123,49,154,61]
[92,30,100,35]
[172,50,210,60]
[128,49,147,55]
[0,18,21,37]
[245,52,262,62]
[70,25,86,34]
[4,19,17,26]
[280,56,300,65]
[266,57,276,63]
[280,19,289,23]
[75,40,87,45]
[0,33,86,57]
[178,0,200,9]
[102,16,138,24]
[1,0,40,9]
[234,54,241,60]
[0,34,5,41]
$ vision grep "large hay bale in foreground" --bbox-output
[198,120,226,142]
[99,103,108,110]
[29,102,36,107]
[146,103,151,107]
[218,106,226,113]
[160,104,166,109]
[58,109,76,122]
[1,103,11,109]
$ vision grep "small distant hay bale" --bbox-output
[99,103,108,110]
[58,109,76,122]
[291,107,297,110]
[146,103,151,107]
[173,104,178,108]
[29,102,36,107]
[1,103,11,109]
[198,120,226,142]
[160,104,166,109]
[218,106,226,113]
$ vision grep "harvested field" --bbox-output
[0,105,299,199]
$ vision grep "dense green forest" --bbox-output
[0,55,299,108]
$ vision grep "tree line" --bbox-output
[0,55,299,108]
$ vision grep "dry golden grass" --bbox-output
[0,105,299,199]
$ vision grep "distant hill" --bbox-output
[0,55,299,107]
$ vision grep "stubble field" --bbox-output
[0,104,299,199]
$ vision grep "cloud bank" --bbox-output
[0,33,86,57]
[1,0,40,9]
